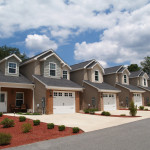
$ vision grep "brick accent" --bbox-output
[75,91,80,112]
[46,89,53,114]
[100,92,104,111]
[116,94,120,109]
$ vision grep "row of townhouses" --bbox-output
[0,49,150,114]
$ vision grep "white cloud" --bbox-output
[25,34,57,56]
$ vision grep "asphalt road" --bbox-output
[5,118,150,150]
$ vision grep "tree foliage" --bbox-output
[127,64,141,72]
[141,56,150,74]
[0,45,28,61]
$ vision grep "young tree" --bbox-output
[129,101,137,116]
[127,64,141,72]
[0,45,28,61]
[141,56,150,74]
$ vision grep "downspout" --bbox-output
[32,86,35,113]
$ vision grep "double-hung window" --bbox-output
[16,92,24,107]
[50,63,56,76]
[63,71,67,79]
[124,75,127,83]
[95,71,99,81]
[144,78,147,86]
[8,62,17,74]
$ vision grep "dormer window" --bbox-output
[63,71,67,79]
[144,78,147,86]
[124,74,127,83]
[95,71,99,81]
[8,62,17,74]
[50,62,56,76]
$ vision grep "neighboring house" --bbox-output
[0,54,34,113]
[20,49,83,114]
[104,65,145,108]
[70,60,120,111]
[129,70,150,105]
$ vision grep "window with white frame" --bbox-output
[95,71,99,81]
[144,78,147,86]
[8,62,17,74]
[16,92,24,107]
[63,71,67,79]
[124,74,127,83]
[50,63,56,76]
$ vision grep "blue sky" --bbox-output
[0,0,150,67]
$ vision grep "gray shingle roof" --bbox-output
[0,70,32,84]
[86,61,97,69]
[104,65,122,75]
[84,80,120,92]
[118,67,126,73]
[129,70,142,78]
[71,60,94,71]
[138,86,150,91]
[116,83,145,92]
[33,75,83,89]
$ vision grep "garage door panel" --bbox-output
[133,93,142,108]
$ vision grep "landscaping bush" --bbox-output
[24,112,32,115]
[47,123,54,129]
[17,112,23,115]
[21,123,32,133]
[145,108,148,111]
[0,112,3,117]
[89,109,95,114]
[129,101,137,116]
[58,125,65,131]
[72,127,80,133]
[120,114,126,116]
[147,103,150,106]
[0,133,12,145]
[32,112,41,115]
[84,109,89,114]
[101,111,111,116]
[19,116,26,122]
[139,106,144,110]
[0,118,15,128]
[33,120,40,126]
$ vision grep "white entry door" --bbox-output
[103,93,117,111]
[0,92,7,112]
[133,93,142,108]
[53,91,75,114]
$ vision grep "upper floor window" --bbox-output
[144,78,147,86]
[50,62,56,76]
[95,71,99,81]
[124,74,127,83]
[8,62,17,74]
[63,70,68,79]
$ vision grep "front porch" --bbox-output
[0,87,33,113]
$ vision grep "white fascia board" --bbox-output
[130,90,145,93]
[98,89,121,93]
[0,82,34,89]
[46,86,83,91]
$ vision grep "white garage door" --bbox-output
[133,93,142,108]
[53,91,75,114]
[103,93,117,111]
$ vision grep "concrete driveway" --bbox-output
[6,110,150,132]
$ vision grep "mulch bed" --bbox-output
[0,115,83,149]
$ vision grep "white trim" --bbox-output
[123,74,127,84]
[0,82,34,89]
[0,91,7,112]
[49,62,56,77]
[104,65,123,75]
[20,49,53,66]
[83,80,121,93]
[116,83,145,93]
[0,54,22,64]
[32,88,35,113]
[8,62,17,74]
[16,92,24,107]
[138,86,150,92]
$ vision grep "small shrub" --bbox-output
[89,109,95,114]
[145,108,148,111]
[58,125,65,131]
[47,123,54,129]
[33,112,41,115]
[0,118,15,128]
[139,106,144,110]
[33,120,40,126]
[19,116,26,122]
[0,112,3,117]
[25,112,32,115]
[120,114,126,116]
[101,111,111,116]
[147,103,150,106]
[0,133,12,145]
[72,127,80,133]
[84,109,89,114]
[17,112,23,115]
[129,101,137,116]
[21,123,32,133]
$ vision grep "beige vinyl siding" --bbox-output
[62,66,70,80]
[118,69,129,85]
[0,61,5,73]
[5,57,19,76]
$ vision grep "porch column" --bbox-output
[46,89,53,114]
